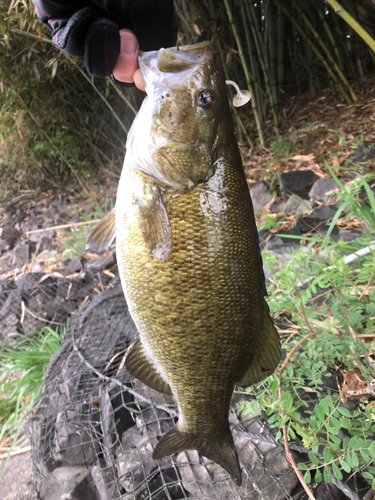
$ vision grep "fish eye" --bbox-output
[197,90,214,109]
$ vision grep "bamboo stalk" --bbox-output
[245,0,280,131]
[239,1,264,124]
[291,0,357,102]
[274,0,352,103]
[222,0,264,145]
[327,0,375,53]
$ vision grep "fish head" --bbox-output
[138,42,231,189]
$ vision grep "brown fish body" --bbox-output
[88,42,280,485]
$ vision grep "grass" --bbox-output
[0,326,66,474]
[238,173,375,492]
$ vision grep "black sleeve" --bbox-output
[32,0,175,77]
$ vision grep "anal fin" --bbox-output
[86,207,116,253]
[238,304,281,387]
[153,426,242,486]
[125,338,172,395]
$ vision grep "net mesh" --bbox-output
[1,272,301,500]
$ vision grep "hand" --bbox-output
[32,0,175,90]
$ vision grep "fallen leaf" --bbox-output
[193,24,201,36]
[341,368,367,400]
[292,154,315,162]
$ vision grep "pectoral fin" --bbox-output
[133,174,172,262]
[237,305,280,387]
[139,199,172,262]
[125,338,172,395]
[86,208,116,253]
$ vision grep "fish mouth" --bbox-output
[139,42,215,87]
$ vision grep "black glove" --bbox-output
[33,0,175,77]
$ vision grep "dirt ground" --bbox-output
[0,450,32,500]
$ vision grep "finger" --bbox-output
[133,69,146,92]
[112,29,139,84]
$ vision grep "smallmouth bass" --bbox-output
[88,42,280,486]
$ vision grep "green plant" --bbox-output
[238,174,375,491]
[270,136,300,160]
[0,327,66,472]
[62,225,89,260]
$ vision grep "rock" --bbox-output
[133,379,176,409]
[270,200,285,213]
[117,426,156,492]
[338,229,362,242]
[306,205,338,221]
[279,170,315,200]
[91,461,117,500]
[265,236,299,256]
[67,258,82,274]
[39,466,100,500]
[20,222,30,233]
[135,406,173,440]
[85,250,116,272]
[0,239,10,253]
[309,177,340,201]
[53,410,98,465]
[28,216,44,227]
[284,195,311,215]
[343,141,375,166]
[13,243,30,265]
[0,226,20,249]
[250,182,272,210]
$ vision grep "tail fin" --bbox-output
[153,426,242,486]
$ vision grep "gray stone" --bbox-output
[91,461,118,500]
[307,205,338,221]
[53,411,97,465]
[309,177,340,201]
[67,258,83,274]
[133,379,176,409]
[343,141,375,166]
[0,238,10,253]
[135,406,173,440]
[284,196,311,215]
[338,229,362,242]
[250,182,272,210]
[13,243,30,265]
[280,170,315,200]
[85,250,116,272]
[0,226,20,248]
[39,466,100,500]
[28,216,44,227]
[116,426,156,492]
[270,200,285,213]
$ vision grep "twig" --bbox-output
[279,330,322,377]
[359,271,375,300]
[0,446,31,460]
[21,301,66,327]
[278,386,317,500]
[297,242,375,287]
[104,349,127,372]
[25,219,100,235]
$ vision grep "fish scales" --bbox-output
[87,42,280,486]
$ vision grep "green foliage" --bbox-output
[238,174,375,487]
[0,0,141,195]
[62,225,89,260]
[270,136,301,160]
[0,327,66,470]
